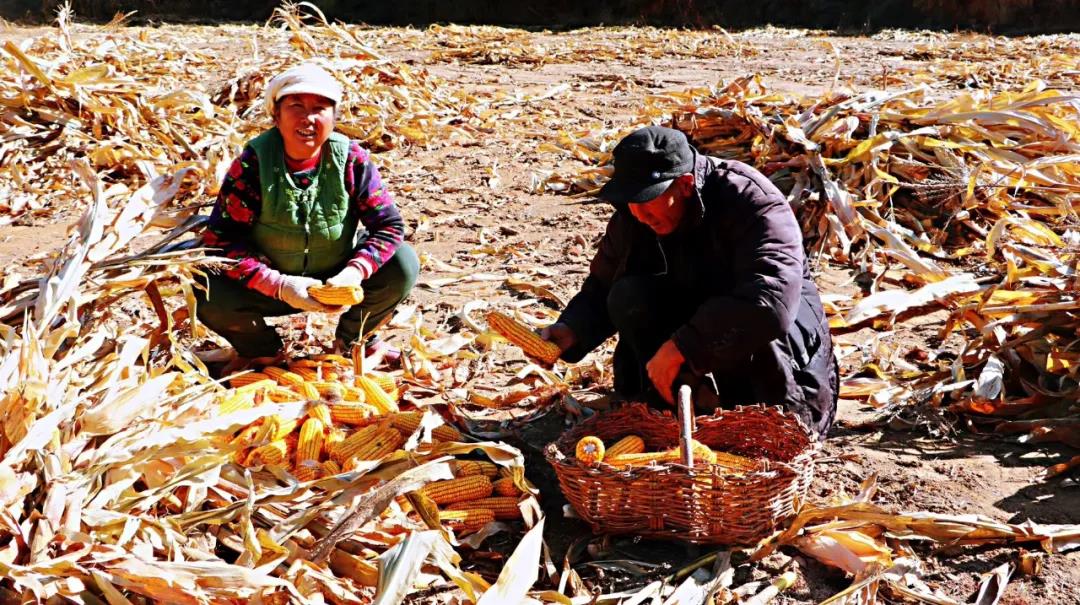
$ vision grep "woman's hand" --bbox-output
[278,276,342,313]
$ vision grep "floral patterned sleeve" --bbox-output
[203,146,284,297]
[343,142,406,279]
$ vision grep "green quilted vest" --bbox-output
[249,128,359,275]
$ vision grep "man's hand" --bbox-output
[278,276,343,313]
[540,322,577,354]
[326,265,365,288]
[646,339,686,405]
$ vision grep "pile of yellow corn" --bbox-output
[220,355,467,480]
[573,434,758,473]
[418,461,531,534]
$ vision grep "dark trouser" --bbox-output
[195,244,420,358]
[607,275,750,411]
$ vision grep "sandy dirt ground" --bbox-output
[0,23,1076,604]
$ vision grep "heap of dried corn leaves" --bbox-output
[539,73,1080,477]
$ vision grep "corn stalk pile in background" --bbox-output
[0,2,481,227]
[537,71,1080,476]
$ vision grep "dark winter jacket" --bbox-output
[558,154,838,436]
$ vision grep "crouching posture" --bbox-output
[197,63,419,364]
[542,126,837,436]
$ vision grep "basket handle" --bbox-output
[677,384,695,467]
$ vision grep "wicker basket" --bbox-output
[545,397,819,545]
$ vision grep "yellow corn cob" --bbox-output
[486,311,562,365]
[295,465,320,482]
[309,381,346,400]
[329,403,378,426]
[492,477,521,497]
[245,439,288,466]
[321,460,342,476]
[343,385,367,403]
[711,450,759,473]
[367,371,399,400]
[451,459,499,478]
[290,366,320,382]
[686,440,717,464]
[229,372,272,388]
[300,381,320,400]
[355,375,399,414]
[307,403,333,426]
[291,359,342,381]
[439,508,494,532]
[607,435,646,457]
[308,284,365,306]
[218,391,255,416]
[420,476,493,505]
[606,440,714,467]
[575,436,605,465]
[446,496,522,520]
[388,411,463,442]
[325,427,347,452]
[257,415,299,442]
[263,367,305,389]
[347,427,404,462]
[331,420,393,463]
[296,418,325,464]
[266,386,305,403]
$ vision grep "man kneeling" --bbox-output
[542,126,837,436]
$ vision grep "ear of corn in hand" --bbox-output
[308,284,365,306]
[486,311,562,365]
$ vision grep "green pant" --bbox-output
[195,244,420,358]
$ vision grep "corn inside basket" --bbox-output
[545,387,819,545]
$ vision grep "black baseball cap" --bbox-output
[598,126,696,204]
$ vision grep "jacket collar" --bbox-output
[677,151,712,232]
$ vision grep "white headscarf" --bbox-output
[264,63,343,116]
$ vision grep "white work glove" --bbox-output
[277,275,341,313]
[326,265,365,288]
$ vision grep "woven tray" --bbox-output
[545,399,818,545]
